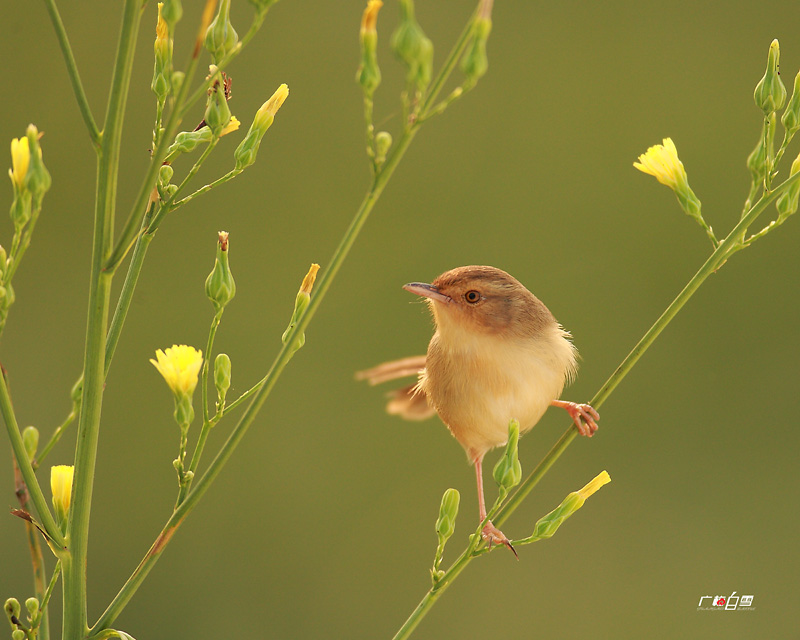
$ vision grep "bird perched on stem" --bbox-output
[357,265,599,554]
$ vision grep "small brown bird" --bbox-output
[358,266,599,553]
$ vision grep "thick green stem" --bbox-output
[63,1,141,636]
[41,0,101,146]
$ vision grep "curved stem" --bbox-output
[41,0,101,146]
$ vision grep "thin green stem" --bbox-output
[35,561,62,631]
[1,371,64,546]
[5,205,42,283]
[166,168,241,213]
[64,0,141,636]
[35,404,79,469]
[391,168,800,640]
[41,0,101,145]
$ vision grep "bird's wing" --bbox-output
[356,355,436,421]
[355,355,427,385]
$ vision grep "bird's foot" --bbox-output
[481,520,518,558]
[552,400,599,437]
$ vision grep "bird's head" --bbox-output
[403,265,554,340]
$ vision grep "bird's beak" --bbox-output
[403,282,452,304]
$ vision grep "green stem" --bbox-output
[167,169,241,213]
[36,561,62,630]
[35,403,78,469]
[64,0,141,636]
[1,370,64,546]
[41,0,101,146]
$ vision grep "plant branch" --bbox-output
[41,0,101,146]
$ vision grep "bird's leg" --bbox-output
[474,455,517,558]
[551,399,600,437]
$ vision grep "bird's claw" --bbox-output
[481,520,518,559]
[553,400,600,437]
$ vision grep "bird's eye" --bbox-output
[464,290,481,304]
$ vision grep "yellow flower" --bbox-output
[155,2,169,46]
[221,116,240,137]
[577,470,611,500]
[633,137,688,191]
[9,136,30,189]
[150,345,203,397]
[360,0,382,34]
[258,84,289,121]
[50,465,74,516]
[300,263,320,295]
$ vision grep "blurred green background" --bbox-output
[1,0,799,638]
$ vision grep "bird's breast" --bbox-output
[420,325,576,459]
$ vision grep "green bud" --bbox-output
[375,131,392,165]
[205,231,236,312]
[282,264,319,353]
[161,0,183,29]
[754,39,787,115]
[357,1,382,97]
[781,70,800,134]
[172,70,185,96]
[174,393,194,427]
[159,164,174,186]
[0,245,7,272]
[22,426,39,462]
[776,153,800,220]
[165,127,214,161]
[12,629,25,640]
[234,84,289,171]
[9,190,31,231]
[747,113,775,184]
[204,76,233,137]
[24,597,39,618]
[214,353,232,409]
[23,125,51,208]
[532,492,583,539]
[460,17,491,87]
[4,597,20,621]
[492,419,522,495]
[151,3,173,103]
[204,0,239,64]
[435,488,460,543]
[71,376,84,406]
[391,0,433,93]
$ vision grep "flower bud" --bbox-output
[152,3,173,102]
[460,14,491,88]
[375,131,392,165]
[24,597,39,618]
[357,0,383,96]
[159,163,174,187]
[435,487,459,543]
[23,125,51,208]
[12,629,25,640]
[22,425,39,462]
[204,74,233,137]
[50,464,74,526]
[204,0,239,63]
[165,127,214,161]
[747,113,776,184]
[492,419,522,495]
[160,0,182,28]
[234,84,289,170]
[205,231,236,312]
[781,70,800,135]
[214,353,232,409]
[391,0,433,93]
[281,263,320,352]
[9,136,29,192]
[754,39,787,116]
[4,597,20,621]
[531,471,610,540]
[776,152,800,220]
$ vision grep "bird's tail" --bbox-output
[356,355,435,421]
